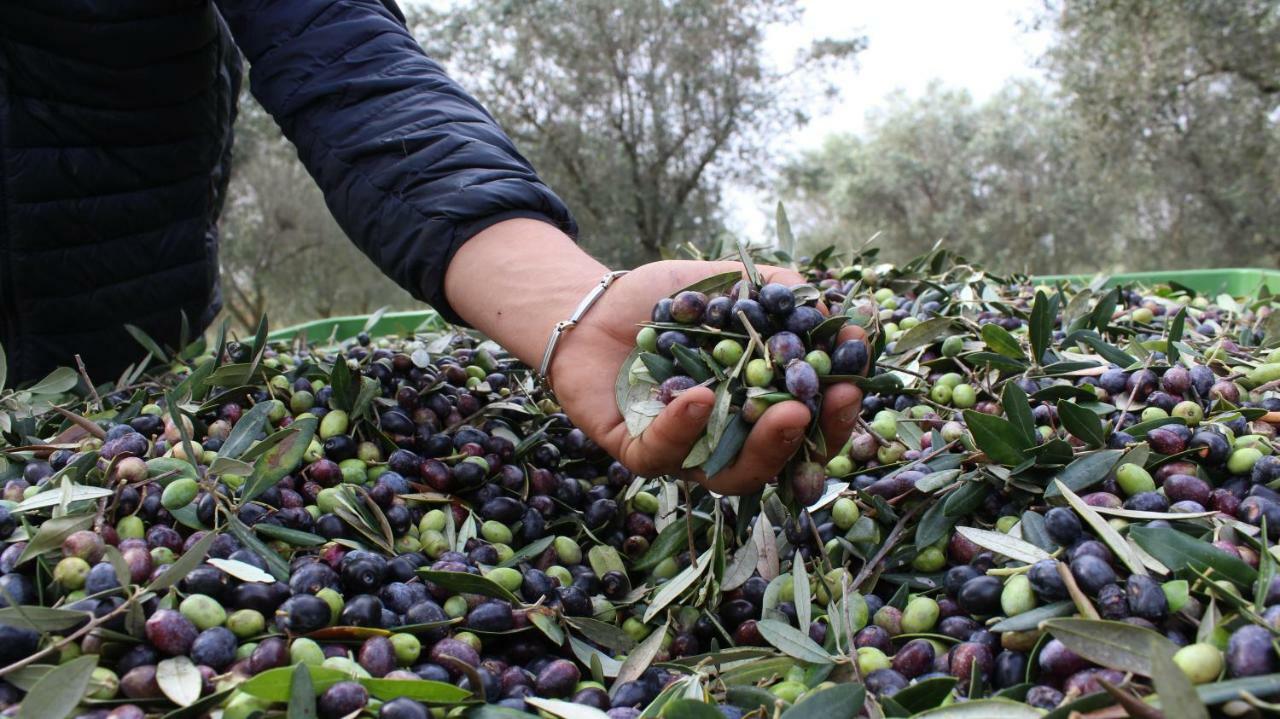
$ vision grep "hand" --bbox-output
[547,260,866,495]
[444,219,865,495]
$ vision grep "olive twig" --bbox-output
[1056,561,1100,621]
[0,588,139,677]
[1097,677,1164,719]
[74,354,103,413]
[849,500,926,593]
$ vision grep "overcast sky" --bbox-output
[725,0,1051,241]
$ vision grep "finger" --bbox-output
[621,386,715,476]
[819,382,863,460]
[759,267,808,286]
[836,324,868,345]
[698,400,811,495]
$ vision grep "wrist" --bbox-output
[443,219,608,367]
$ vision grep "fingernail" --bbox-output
[686,402,712,421]
[781,427,802,443]
[838,408,856,424]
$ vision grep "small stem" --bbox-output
[1057,561,1100,620]
[75,355,102,412]
[0,590,136,677]
[850,500,926,593]
[681,480,697,561]
[1097,678,1164,719]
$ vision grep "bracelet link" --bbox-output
[538,270,629,391]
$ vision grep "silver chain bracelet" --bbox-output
[537,270,630,390]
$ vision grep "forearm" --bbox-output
[444,219,608,368]
[214,0,577,322]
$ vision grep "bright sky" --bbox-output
[726,0,1050,241]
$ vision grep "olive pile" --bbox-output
[0,246,1278,719]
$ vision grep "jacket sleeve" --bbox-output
[213,0,577,323]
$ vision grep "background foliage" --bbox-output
[216,0,1279,331]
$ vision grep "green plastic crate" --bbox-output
[267,310,445,343]
[1033,268,1280,297]
[269,267,1278,344]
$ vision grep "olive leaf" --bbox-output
[981,323,1026,361]
[989,601,1076,632]
[149,528,222,591]
[639,353,676,384]
[776,201,796,260]
[15,654,98,719]
[915,500,954,549]
[954,526,1052,564]
[361,677,472,703]
[567,617,636,653]
[418,569,522,604]
[1089,287,1121,333]
[1067,330,1139,368]
[1028,290,1056,365]
[207,558,277,583]
[568,636,622,680]
[892,317,956,355]
[1044,449,1123,498]
[792,550,812,630]
[27,366,79,396]
[1055,400,1105,448]
[16,513,96,564]
[253,523,325,547]
[644,549,711,622]
[157,656,202,708]
[755,619,833,664]
[885,676,958,715]
[736,242,762,287]
[0,606,89,633]
[526,698,611,719]
[910,699,1044,718]
[675,270,743,297]
[612,617,669,695]
[705,381,736,449]
[1018,510,1055,551]
[658,701,726,719]
[287,663,317,719]
[702,416,750,478]
[624,400,666,437]
[237,665,350,701]
[1130,526,1257,586]
[1054,480,1149,575]
[1043,618,1175,675]
[1166,306,1187,365]
[125,323,169,364]
[1062,287,1093,330]
[1001,382,1036,448]
[943,481,988,518]
[966,351,1029,373]
[224,516,291,582]
[13,483,112,511]
[1151,638,1209,719]
[670,343,714,382]
[682,435,712,468]
[962,410,1030,466]
[241,416,316,502]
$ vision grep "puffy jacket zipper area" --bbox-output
[0,70,16,382]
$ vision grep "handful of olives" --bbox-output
[617,267,870,506]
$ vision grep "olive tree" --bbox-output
[415,0,863,267]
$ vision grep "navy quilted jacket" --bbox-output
[0,0,575,385]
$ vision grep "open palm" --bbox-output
[545,260,866,495]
